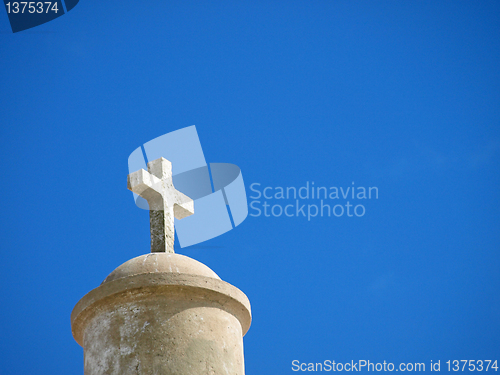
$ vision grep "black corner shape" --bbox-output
[3,0,79,33]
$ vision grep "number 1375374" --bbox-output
[5,2,59,14]
[446,360,498,372]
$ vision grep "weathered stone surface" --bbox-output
[71,253,251,375]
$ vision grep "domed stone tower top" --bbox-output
[71,252,251,374]
[102,252,221,284]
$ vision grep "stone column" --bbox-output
[71,253,251,375]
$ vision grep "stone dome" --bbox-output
[102,253,220,284]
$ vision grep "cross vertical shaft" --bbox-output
[149,209,174,253]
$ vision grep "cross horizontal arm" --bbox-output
[127,168,151,192]
[171,191,194,219]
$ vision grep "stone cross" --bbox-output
[127,157,194,253]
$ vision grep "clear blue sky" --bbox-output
[1,1,499,374]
